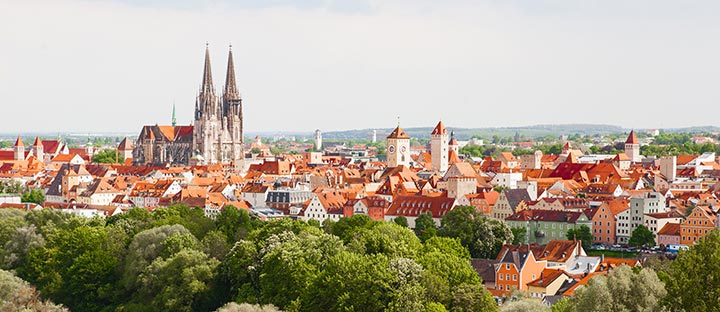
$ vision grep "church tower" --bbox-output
[194,44,221,163]
[386,124,410,168]
[624,130,640,162]
[430,120,449,172]
[314,129,322,151]
[13,136,24,161]
[222,45,244,162]
[32,136,43,161]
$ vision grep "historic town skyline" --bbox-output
[3,0,720,133]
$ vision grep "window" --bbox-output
[513,275,517,281]
[506,274,510,281]
[506,264,510,270]
[499,274,503,281]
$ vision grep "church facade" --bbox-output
[133,45,244,165]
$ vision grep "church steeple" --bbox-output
[202,43,213,93]
[224,44,239,100]
[172,101,177,127]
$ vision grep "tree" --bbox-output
[216,206,254,243]
[665,229,720,311]
[0,269,68,311]
[438,206,513,258]
[21,189,45,205]
[23,225,125,311]
[138,249,220,312]
[511,227,527,245]
[449,284,498,312]
[346,222,422,258]
[628,225,656,247]
[570,265,666,312]
[393,216,409,228]
[414,211,437,242]
[215,302,281,312]
[92,149,123,164]
[503,298,550,312]
[565,225,592,251]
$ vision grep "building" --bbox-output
[494,245,547,294]
[680,206,715,245]
[591,199,629,245]
[134,45,243,165]
[644,211,684,244]
[657,222,681,246]
[430,121,449,173]
[624,130,641,163]
[506,210,592,245]
[492,189,531,220]
[386,125,411,168]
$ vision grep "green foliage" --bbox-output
[665,229,720,311]
[511,227,527,245]
[1,203,500,312]
[414,211,437,242]
[347,222,422,258]
[565,225,592,251]
[139,249,219,312]
[393,216,409,228]
[503,298,550,312]
[216,206,255,243]
[628,225,656,247]
[0,180,23,194]
[92,149,124,164]
[568,265,666,312]
[0,269,68,311]
[21,189,45,205]
[438,206,513,258]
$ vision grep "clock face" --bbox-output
[388,145,396,153]
[400,146,407,153]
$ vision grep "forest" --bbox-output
[0,204,718,312]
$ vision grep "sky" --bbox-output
[2,0,720,134]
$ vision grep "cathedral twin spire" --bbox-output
[196,44,241,120]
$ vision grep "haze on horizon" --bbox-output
[2,0,720,134]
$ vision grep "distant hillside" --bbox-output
[323,124,626,141]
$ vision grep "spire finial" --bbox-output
[224,45,239,99]
[397,116,400,127]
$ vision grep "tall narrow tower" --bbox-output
[223,44,244,162]
[193,44,221,163]
[172,102,177,127]
[430,121,449,172]
[386,124,410,168]
[624,130,640,162]
[13,136,24,161]
[314,129,322,151]
[32,136,43,161]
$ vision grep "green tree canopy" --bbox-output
[92,149,124,164]
[665,229,720,311]
[438,206,513,258]
[628,225,656,247]
[566,225,592,251]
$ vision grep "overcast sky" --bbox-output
[2,0,720,134]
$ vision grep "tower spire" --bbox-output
[224,44,239,100]
[202,43,213,92]
[172,101,177,127]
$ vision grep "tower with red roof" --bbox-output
[386,124,410,168]
[13,136,24,161]
[624,130,640,162]
[430,121,449,172]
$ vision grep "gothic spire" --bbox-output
[224,44,239,100]
[202,43,213,92]
[172,101,177,127]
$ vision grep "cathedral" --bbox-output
[133,45,244,165]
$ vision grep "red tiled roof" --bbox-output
[626,130,638,144]
[14,136,23,147]
[657,222,681,236]
[431,121,448,135]
[387,126,410,139]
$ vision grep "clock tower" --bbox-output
[386,125,411,168]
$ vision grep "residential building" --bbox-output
[505,210,592,245]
